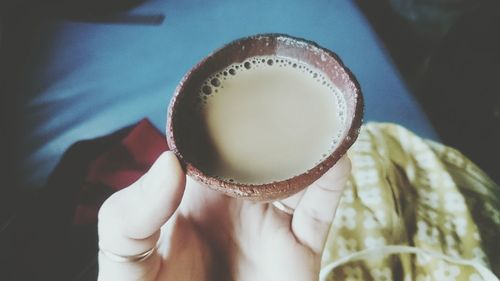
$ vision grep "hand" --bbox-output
[97,151,351,281]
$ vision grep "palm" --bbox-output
[156,179,319,281]
[98,152,349,281]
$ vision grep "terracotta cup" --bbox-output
[167,33,363,201]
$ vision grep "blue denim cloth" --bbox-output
[16,0,438,189]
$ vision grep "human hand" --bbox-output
[97,151,351,281]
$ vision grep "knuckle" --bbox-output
[301,206,330,230]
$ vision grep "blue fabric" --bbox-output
[18,0,438,189]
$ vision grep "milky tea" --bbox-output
[193,55,347,184]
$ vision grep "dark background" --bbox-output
[355,0,500,182]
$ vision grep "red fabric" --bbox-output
[73,119,168,225]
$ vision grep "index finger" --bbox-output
[291,156,351,254]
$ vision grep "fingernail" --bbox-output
[316,157,351,189]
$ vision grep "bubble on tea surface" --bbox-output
[267,59,274,66]
[244,61,251,69]
[211,78,221,87]
[229,68,236,75]
[202,85,212,95]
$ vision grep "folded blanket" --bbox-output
[321,123,499,281]
[13,120,499,280]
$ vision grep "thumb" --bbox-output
[97,151,185,276]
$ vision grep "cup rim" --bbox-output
[166,33,364,201]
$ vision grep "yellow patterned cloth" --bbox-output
[321,123,500,281]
